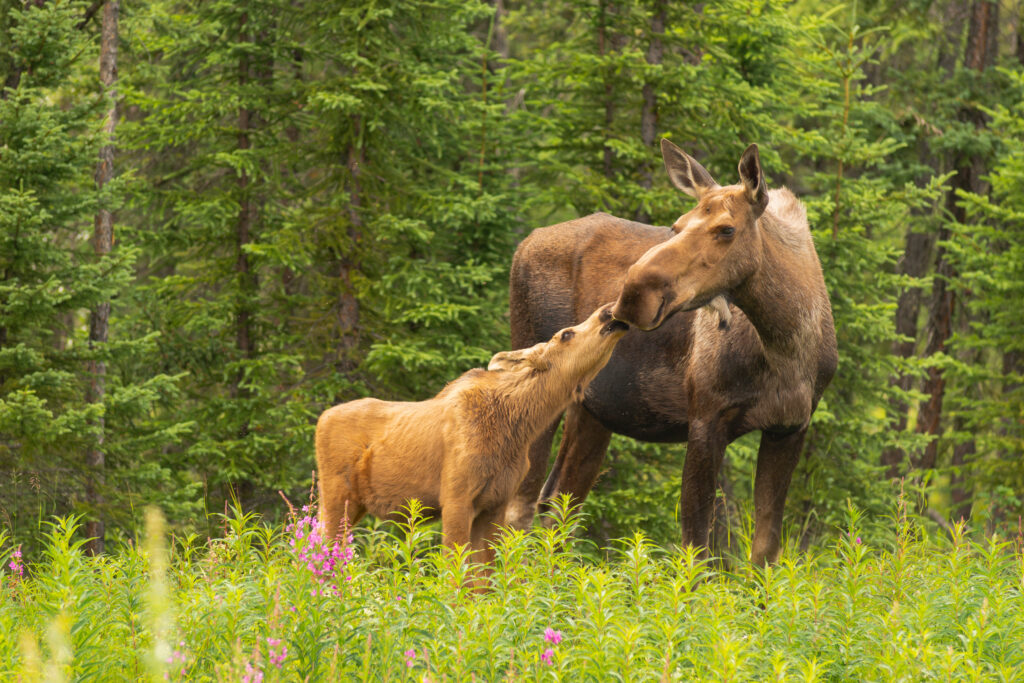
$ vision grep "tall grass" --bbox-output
[2,497,1022,681]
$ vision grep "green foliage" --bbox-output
[1,0,1022,552]
[945,69,1024,521]
[0,0,190,543]
[2,504,1023,680]
[115,0,522,520]
[777,11,942,531]
[505,0,806,224]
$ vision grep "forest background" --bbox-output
[0,0,1022,555]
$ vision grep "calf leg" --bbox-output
[750,428,806,565]
[678,419,727,556]
[504,417,561,530]
[538,404,613,519]
[319,475,366,540]
[467,505,506,591]
[441,500,474,550]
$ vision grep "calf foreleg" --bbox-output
[441,500,474,550]
[505,417,561,530]
[538,404,613,523]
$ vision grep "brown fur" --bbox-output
[315,304,628,571]
[505,140,837,565]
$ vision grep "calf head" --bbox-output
[489,304,629,401]
[612,139,769,330]
[488,342,550,372]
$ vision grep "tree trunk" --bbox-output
[913,0,996,476]
[880,227,935,477]
[232,14,259,507]
[598,0,616,182]
[85,0,118,557]
[492,0,509,62]
[636,1,665,223]
[949,419,974,522]
[338,115,363,366]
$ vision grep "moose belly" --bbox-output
[582,365,690,442]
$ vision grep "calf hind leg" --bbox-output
[319,475,366,540]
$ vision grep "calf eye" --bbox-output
[560,330,575,342]
[718,226,735,238]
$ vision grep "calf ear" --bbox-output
[738,143,768,216]
[488,350,520,372]
[661,138,718,199]
[528,355,552,372]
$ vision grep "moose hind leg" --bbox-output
[505,416,561,530]
[538,403,613,521]
[750,428,806,565]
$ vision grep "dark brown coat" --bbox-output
[505,140,837,565]
[316,305,628,567]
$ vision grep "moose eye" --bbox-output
[718,226,735,238]
[560,330,575,342]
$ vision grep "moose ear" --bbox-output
[738,143,768,216]
[661,138,718,199]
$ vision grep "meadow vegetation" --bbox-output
[2,496,1023,681]
[2,0,1024,676]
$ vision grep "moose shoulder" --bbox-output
[505,140,837,565]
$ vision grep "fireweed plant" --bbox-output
[1,497,1023,680]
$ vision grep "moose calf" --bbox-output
[315,304,629,569]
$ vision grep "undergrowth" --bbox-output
[1,497,1022,681]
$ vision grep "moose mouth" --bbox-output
[601,319,630,335]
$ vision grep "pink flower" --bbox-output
[242,662,263,683]
[7,546,24,579]
[404,649,417,667]
[287,510,356,597]
[543,628,563,646]
[541,648,555,665]
[267,637,287,668]
[855,536,862,545]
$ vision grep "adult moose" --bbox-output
[505,139,837,565]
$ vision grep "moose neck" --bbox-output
[731,228,822,358]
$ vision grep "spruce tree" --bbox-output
[0,0,186,546]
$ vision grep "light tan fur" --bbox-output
[315,304,628,574]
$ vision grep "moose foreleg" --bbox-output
[678,419,727,556]
[750,428,806,565]
[537,403,613,523]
